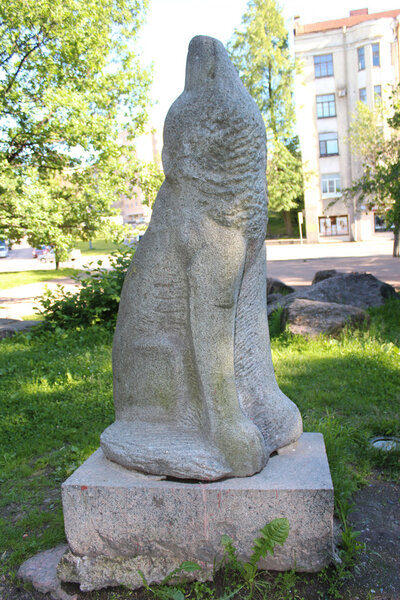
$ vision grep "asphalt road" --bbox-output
[266,239,400,289]
[0,242,109,273]
[1,238,399,321]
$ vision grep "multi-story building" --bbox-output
[294,8,400,242]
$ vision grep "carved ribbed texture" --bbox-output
[101,36,302,481]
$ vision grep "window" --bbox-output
[359,88,367,103]
[374,85,382,103]
[314,54,333,78]
[321,174,341,197]
[319,133,339,156]
[374,214,386,232]
[319,216,349,236]
[358,47,365,70]
[316,94,336,118]
[372,43,380,67]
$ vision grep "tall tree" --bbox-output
[348,96,400,257]
[0,0,152,267]
[227,0,304,234]
[266,140,303,235]
[136,159,164,208]
[228,0,295,140]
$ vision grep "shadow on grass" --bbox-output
[0,327,114,467]
[271,319,400,498]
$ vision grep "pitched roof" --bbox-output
[295,9,400,36]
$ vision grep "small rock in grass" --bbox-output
[18,544,77,600]
[267,277,295,296]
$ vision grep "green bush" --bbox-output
[37,247,135,329]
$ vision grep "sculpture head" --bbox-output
[162,36,268,237]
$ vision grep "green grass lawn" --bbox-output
[0,327,114,571]
[74,238,120,256]
[0,269,81,290]
[0,300,399,597]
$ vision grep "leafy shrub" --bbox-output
[37,247,135,329]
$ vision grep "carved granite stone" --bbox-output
[100,35,302,481]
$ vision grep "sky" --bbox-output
[137,0,400,151]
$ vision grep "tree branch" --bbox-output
[4,41,43,96]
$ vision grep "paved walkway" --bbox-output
[266,239,400,289]
[0,279,79,320]
[1,239,399,326]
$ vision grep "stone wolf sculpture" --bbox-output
[101,35,302,480]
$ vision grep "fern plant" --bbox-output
[138,518,290,600]
[220,517,290,598]
[244,517,290,582]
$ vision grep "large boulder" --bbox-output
[267,293,293,316]
[312,269,343,285]
[300,273,397,308]
[267,277,295,296]
[281,298,369,338]
[268,272,397,316]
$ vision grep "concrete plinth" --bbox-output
[58,433,334,591]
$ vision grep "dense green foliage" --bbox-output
[228,0,304,224]
[137,159,165,208]
[266,139,304,214]
[0,0,152,266]
[349,92,400,256]
[37,247,135,328]
[227,0,295,140]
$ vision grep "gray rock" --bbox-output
[100,35,302,481]
[60,435,334,591]
[312,269,342,285]
[282,298,369,338]
[267,292,285,305]
[18,545,76,600]
[57,550,205,592]
[300,272,397,308]
[267,294,293,316]
[267,277,295,296]
[0,318,38,339]
[268,272,397,317]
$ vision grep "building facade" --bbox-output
[294,9,400,242]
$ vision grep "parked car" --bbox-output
[39,248,55,263]
[0,239,9,258]
[32,245,49,259]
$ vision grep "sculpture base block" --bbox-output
[58,433,334,592]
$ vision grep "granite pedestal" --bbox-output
[58,433,333,591]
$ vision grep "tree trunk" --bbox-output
[283,210,293,236]
[393,227,399,258]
